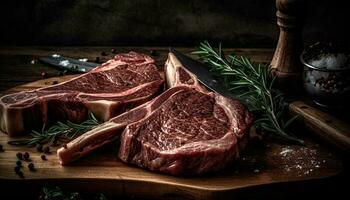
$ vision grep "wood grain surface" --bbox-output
[0,75,344,200]
[289,101,350,152]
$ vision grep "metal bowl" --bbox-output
[301,43,350,108]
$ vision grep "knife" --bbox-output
[170,48,350,151]
[169,48,254,109]
[40,55,100,73]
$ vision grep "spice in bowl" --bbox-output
[301,42,350,108]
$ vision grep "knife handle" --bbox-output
[290,101,350,152]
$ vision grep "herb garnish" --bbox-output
[192,41,303,144]
[40,185,107,200]
[8,113,99,146]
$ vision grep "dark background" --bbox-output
[0,1,349,199]
[0,0,349,47]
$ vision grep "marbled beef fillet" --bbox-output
[0,52,164,136]
[58,53,253,175]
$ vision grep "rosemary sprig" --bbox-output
[41,185,108,200]
[8,113,100,146]
[192,41,303,144]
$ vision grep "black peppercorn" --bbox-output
[36,144,43,152]
[41,154,47,160]
[14,166,20,173]
[43,146,50,153]
[95,57,100,63]
[16,160,22,167]
[0,144,3,152]
[52,81,58,85]
[17,171,24,178]
[28,163,35,171]
[16,152,23,160]
[23,152,30,160]
[63,144,67,149]
[101,51,107,56]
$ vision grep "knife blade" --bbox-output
[169,48,253,108]
[40,55,100,73]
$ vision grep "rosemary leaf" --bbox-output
[192,41,303,144]
[8,113,100,146]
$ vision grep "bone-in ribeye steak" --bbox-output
[0,52,164,136]
[57,52,253,175]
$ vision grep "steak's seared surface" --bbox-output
[0,52,163,136]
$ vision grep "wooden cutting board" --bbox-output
[0,76,344,200]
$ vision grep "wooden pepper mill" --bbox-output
[270,0,306,95]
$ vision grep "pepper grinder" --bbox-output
[270,0,307,95]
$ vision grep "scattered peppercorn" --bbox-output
[63,144,67,149]
[28,163,35,171]
[52,81,58,85]
[43,146,50,154]
[0,144,3,152]
[101,51,107,56]
[95,57,100,63]
[36,144,43,152]
[23,152,30,160]
[16,152,23,160]
[14,166,20,173]
[41,154,47,160]
[111,48,116,54]
[17,171,24,178]
[16,160,22,167]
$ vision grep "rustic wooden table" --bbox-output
[0,47,348,200]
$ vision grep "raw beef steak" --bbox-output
[57,52,253,176]
[57,86,187,165]
[118,53,253,175]
[0,52,164,136]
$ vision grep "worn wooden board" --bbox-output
[0,76,344,200]
[290,101,350,152]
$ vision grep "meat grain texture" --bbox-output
[57,52,254,176]
[0,52,164,136]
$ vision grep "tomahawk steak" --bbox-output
[118,53,253,175]
[0,52,164,136]
[58,52,253,175]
